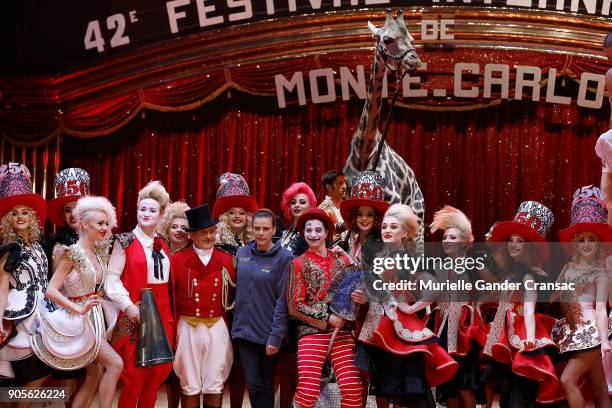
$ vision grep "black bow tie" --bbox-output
[152,249,165,280]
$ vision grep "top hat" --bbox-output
[340,171,390,223]
[185,204,219,232]
[490,201,554,262]
[559,185,612,246]
[297,208,336,237]
[47,168,91,226]
[212,173,258,219]
[0,162,46,226]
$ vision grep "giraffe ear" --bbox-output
[368,21,381,40]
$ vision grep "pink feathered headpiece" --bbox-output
[430,205,474,242]
[280,182,317,224]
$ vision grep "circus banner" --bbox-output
[4,0,610,74]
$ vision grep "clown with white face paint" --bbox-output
[553,186,612,407]
[287,208,363,408]
[106,180,176,408]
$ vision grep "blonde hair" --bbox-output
[384,204,418,239]
[1,206,41,244]
[138,180,170,212]
[571,232,606,263]
[217,211,253,246]
[384,204,418,253]
[73,196,117,234]
[158,201,190,240]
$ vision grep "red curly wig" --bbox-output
[280,182,317,224]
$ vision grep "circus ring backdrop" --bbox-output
[1,0,611,241]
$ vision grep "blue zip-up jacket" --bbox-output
[231,240,294,348]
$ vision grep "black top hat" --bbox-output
[185,204,219,232]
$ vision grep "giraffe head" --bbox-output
[368,9,421,72]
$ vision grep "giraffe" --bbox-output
[343,9,426,244]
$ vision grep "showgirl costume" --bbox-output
[356,258,458,407]
[44,168,91,380]
[552,262,611,353]
[427,268,485,402]
[553,187,612,356]
[426,206,486,403]
[485,201,563,405]
[0,163,53,382]
[31,244,117,370]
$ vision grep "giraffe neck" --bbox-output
[354,49,386,170]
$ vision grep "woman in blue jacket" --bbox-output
[232,208,294,408]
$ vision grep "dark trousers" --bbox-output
[238,339,278,408]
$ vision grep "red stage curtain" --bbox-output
[62,92,607,241]
[2,49,608,145]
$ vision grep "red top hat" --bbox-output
[559,185,612,247]
[212,172,258,219]
[297,208,336,237]
[47,168,91,226]
[490,201,554,262]
[0,162,46,226]
[340,171,390,223]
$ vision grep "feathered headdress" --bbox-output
[430,206,474,242]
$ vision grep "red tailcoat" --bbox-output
[172,246,236,322]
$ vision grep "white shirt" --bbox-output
[193,245,213,266]
[106,226,171,312]
[319,195,344,224]
[596,129,612,174]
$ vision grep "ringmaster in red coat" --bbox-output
[172,203,236,408]
[106,181,176,408]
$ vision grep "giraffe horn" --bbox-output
[385,8,393,28]
[396,9,407,29]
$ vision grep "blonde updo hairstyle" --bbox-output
[137,180,170,214]
[383,204,419,250]
[73,196,117,236]
[158,201,190,241]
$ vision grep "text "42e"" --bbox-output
[84,11,138,52]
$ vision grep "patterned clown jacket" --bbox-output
[286,249,352,338]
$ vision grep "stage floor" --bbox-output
[34,387,506,407]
